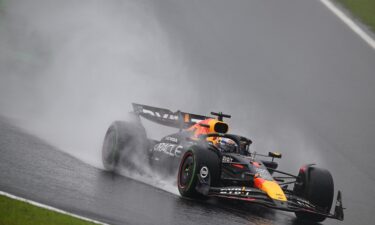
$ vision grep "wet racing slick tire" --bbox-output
[293,166,334,222]
[102,120,147,172]
[177,145,220,198]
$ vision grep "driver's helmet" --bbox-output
[213,137,237,153]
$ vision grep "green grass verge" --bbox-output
[335,0,375,32]
[0,195,98,225]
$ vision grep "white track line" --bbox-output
[0,191,109,225]
[320,0,375,50]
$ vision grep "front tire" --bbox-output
[177,146,220,198]
[294,166,334,222]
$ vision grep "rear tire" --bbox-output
[294,166,334,222]
[177,146,220,198]
[102,121,147,172]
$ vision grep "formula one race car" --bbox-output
[102,103,344,222]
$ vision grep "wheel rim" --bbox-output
[178,153,195,189]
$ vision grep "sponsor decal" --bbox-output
[200,166,209,178]
[153,143,182,157]
[142,109,178,120]
[219,187,252,196]
[164,136,178,143]
[222,156,233,163]
[140,108,203,124]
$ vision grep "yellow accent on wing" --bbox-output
[260,181,287,201]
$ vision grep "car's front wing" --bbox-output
[207,186,344,221]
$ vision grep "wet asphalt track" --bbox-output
[1,0,375,225]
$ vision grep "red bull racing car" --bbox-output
[102,103,344,222]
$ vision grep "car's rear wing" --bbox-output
[132,103,212,129]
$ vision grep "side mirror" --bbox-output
[268,152,282,159]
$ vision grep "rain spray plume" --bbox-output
[0,0,197,170]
